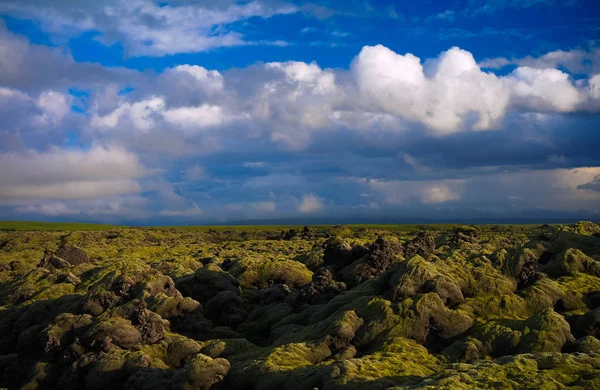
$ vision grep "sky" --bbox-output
[0,0,600,225]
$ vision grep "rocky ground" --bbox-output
[0,222,599,389]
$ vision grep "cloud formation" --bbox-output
[77,45,600,152]
[298,194,324,213]
[0,145,147,201]
[0,0,297,56]
[1,13,599,223]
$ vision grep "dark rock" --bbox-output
[55,245,90,266]
[403,231,436,258]
[176,263,240,304]
[585,291,600,309]
[302,226,317,239]
[322,237,354,270]
[340,236,402,287]
[298,268,346,305]
[259,283,292,305]
[448,227,479,248]
[130,303,165,344]
[125,369,174,390]
[516,261,547,289]
[569,308,600,339]
[204,291,246,327]
[38,250,71,271]
[281,228,298,240]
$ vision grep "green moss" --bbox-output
[545,248,600,277]
[229,257,313,288]
[2,223,599,390]
[325,337,440,389]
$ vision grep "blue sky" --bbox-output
[0,0,599,224]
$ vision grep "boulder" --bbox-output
[55,245,91,266]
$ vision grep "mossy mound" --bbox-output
[228,257,313,289]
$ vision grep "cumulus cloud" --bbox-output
[36,90,71,125]
[298,194,324,213]
[76,44,600,150]
[249,61,342,148]
[353,45,510,134]
[163,105,227,130]
[0,145,147,201]
[507,67,583,112]
[90,97,165,132]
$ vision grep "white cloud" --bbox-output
[480,47,600,75]
[91,95,230,137]
[1,180,141,200]
[36,90,71,124]
[91,96,165,132]
[0,145,147,201]
[298,193,324,213]
[254,61,342,148]
[589,74,600,100]
[507,67,583,112]
[353,45,510,134]
[0,0,298,56]
[81,44,600,151]
[163,105,227,130]
[168,65,224,94]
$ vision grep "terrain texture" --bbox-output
[1,222,600,389]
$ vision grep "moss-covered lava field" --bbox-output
[1,222,600,389]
